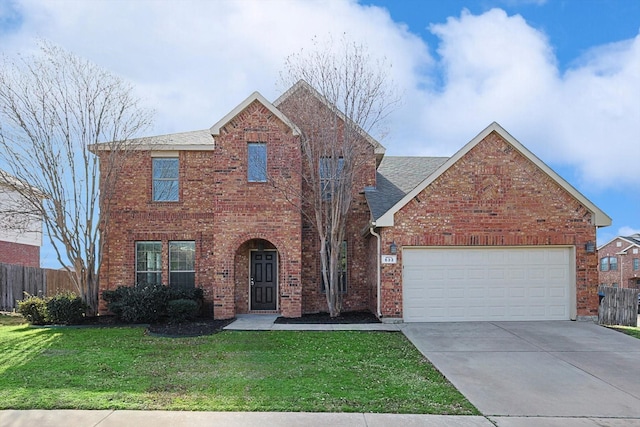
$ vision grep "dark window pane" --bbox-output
[169,241,195,287]
[136,272,162,286]
[170,272,195,289]
[321,240,347,293]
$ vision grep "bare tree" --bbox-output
[276,35,398,317]
[0,42,153,315]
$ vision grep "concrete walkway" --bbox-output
[223,314,403,331]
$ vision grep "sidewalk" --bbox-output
[0,410,493,427]
[4,409,640,427]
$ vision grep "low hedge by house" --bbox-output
[102,284,203,323]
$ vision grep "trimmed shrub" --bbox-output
[102,284,169,323]
[17,293,48,325]
[46,292,86,325]
[102,284,204,323]
[167,299,199,323]
[167,286,204,302]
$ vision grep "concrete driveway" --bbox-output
[402,321,640,418]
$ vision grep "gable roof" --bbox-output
[210,91,301,137]
[91,91,301,152]
[374,122,612,228]
[598,234,640,251]
[366,156,448,221]
[274,80,386,161]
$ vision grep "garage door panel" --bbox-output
[403,247,572,322]
[468,268,485,279]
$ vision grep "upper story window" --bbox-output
[248,142,267,182]
[600,256,618,271]
[152,158,179,201]
[634,258,639,271]
[319,157,344,199]
[169,241,195,288]
[136,241,162,286]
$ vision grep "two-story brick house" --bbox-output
[93,82,611,322]
[598,235,640,289]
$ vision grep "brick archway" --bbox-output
[233,237,279,314]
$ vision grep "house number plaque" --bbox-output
[381,255,397,264]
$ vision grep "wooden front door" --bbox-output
[250,250,277,310]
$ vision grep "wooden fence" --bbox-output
[0,263,76,311]
[598,285,639,327]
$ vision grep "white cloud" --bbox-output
[390,8,639,192]
[5,0,428,136]
[618,226,640,237]
[2,0,639,192]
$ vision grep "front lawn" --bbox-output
[608,325,640,339]
[0,317,476,414]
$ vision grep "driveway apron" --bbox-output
[402,321,640,418]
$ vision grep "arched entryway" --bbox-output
[234,238,279,313]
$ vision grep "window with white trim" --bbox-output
[169,241,195,288]
[153,158,179,201]
[600,256,618,271]
[136,241,162,286]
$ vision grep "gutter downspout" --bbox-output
[369,222,382,318]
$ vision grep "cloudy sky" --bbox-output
[0,0,639,267]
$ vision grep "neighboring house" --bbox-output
[0,170,42,267]
[92,83,611,322]
[598,235,640,289]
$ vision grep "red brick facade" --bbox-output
[373,131,600,319]
[96,88,607,321]
[598,237,640,289]
[0,240,40,267]
[99,99,303,319]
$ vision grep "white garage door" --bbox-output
[403,247,573,322]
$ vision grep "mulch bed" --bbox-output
[147,318,235,337]
[275,310,380,324]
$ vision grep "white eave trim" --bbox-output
[598,237,640,251]
[210,91,301,137]
[89,130,215,152]
[376,122,612,228]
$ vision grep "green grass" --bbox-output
[0,316,476,414]
[608,325,640,339]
